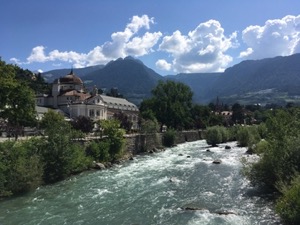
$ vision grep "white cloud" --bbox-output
[240,15,300,59]
[239,47,253,58]
[126,31,162,56]
[158,20,238,73]
[27,46,48,63]
[155,59,172,71]
[15,15,161,68]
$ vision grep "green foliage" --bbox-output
[86,140,110,162]
[245,108,300,191]
[276,176,300,225]
[140,80,193,130]
[162,129,176,147]
[205,126,223,147]
[71,116,94,133]
[113,112,133,132]
[140,118,159,134]
[0,139,44,197]
[40,110,89,183]
[100,119,125,160]
[191,104,212,129]
[236,125,261,147]
[0,60,37,139]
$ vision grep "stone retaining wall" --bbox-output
[125,130,204,155]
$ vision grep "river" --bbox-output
[0,140,281,225]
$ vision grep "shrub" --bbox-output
[162,129,176,147]
[0,139,44,197]
[100,119,126,160]
[276,176,300,225]
[206,126,222,147]
[236,126,260,147]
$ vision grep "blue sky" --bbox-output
[1,0,300,75]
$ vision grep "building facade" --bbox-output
[36,70,139,129]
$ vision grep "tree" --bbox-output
[231,103,244,124]
[40,110,89,183]
[0,60,37,139]
[113,111,133,132]
[191,104,211,129]
[71,116,94,133]
[100,119,125,160]
[140,80,193,130]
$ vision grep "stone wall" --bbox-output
[125,130,204,155]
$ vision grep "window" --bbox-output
[89,109,95,117]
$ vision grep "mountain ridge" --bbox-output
[42,53,300,105]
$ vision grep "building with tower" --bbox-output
[36,70,139,129]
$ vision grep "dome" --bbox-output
[59,69,83,84]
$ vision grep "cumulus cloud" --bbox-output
[155,59,172,71]
[239,15,300,59]
[15,15,161,68]
[27,46,48,63]
[158,20,238,73]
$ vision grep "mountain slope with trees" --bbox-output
[82,56,163,104]
[41,53,300,106]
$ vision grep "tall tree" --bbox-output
[0,60,36,139]
[141,80,193,130]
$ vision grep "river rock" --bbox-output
[181,206,205,211]
[215,210,237,215]
[212,159,222,164]
[94,162,106,170]
[225,145,231,150]
[245,148,254,155]
[178,153,183,156]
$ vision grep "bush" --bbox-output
[0,139,44,197]
[100,119,126,160]
[86,140,110,162]
[205,126,223,147]
[236,126,260,147]
[162,129,176,147]
[276,176,300,225]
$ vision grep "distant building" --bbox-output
[36,70,139,129]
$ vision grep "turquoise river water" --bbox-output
[0,140,282,225]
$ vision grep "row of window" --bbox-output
[89,109,105,117]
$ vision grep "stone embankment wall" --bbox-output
[125,130,204,156]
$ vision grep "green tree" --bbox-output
[40,110,89,183]
[140,80,193,130]
[205,126,223,147]
[0,60,36,139]
[0,139,44,197]
[113,111,133,132]
[162,128,176,147]
[276,176,300,225]
[100,119,125,160]
[71,115,94,133]
[232,103,244,124]
[191,104,211,129]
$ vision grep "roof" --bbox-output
[100,95,138,111]
[57,70,83,85]
[61,90,91,101]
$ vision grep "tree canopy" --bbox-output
[0,60,37,139]
[140,80,193,130]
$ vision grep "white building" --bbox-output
[36,70,139,129]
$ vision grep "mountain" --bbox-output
[42,65,104,83]
[41,54,300,106]
[81,56,163,104]
[165,73,221,103]
[209,54,300,104]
